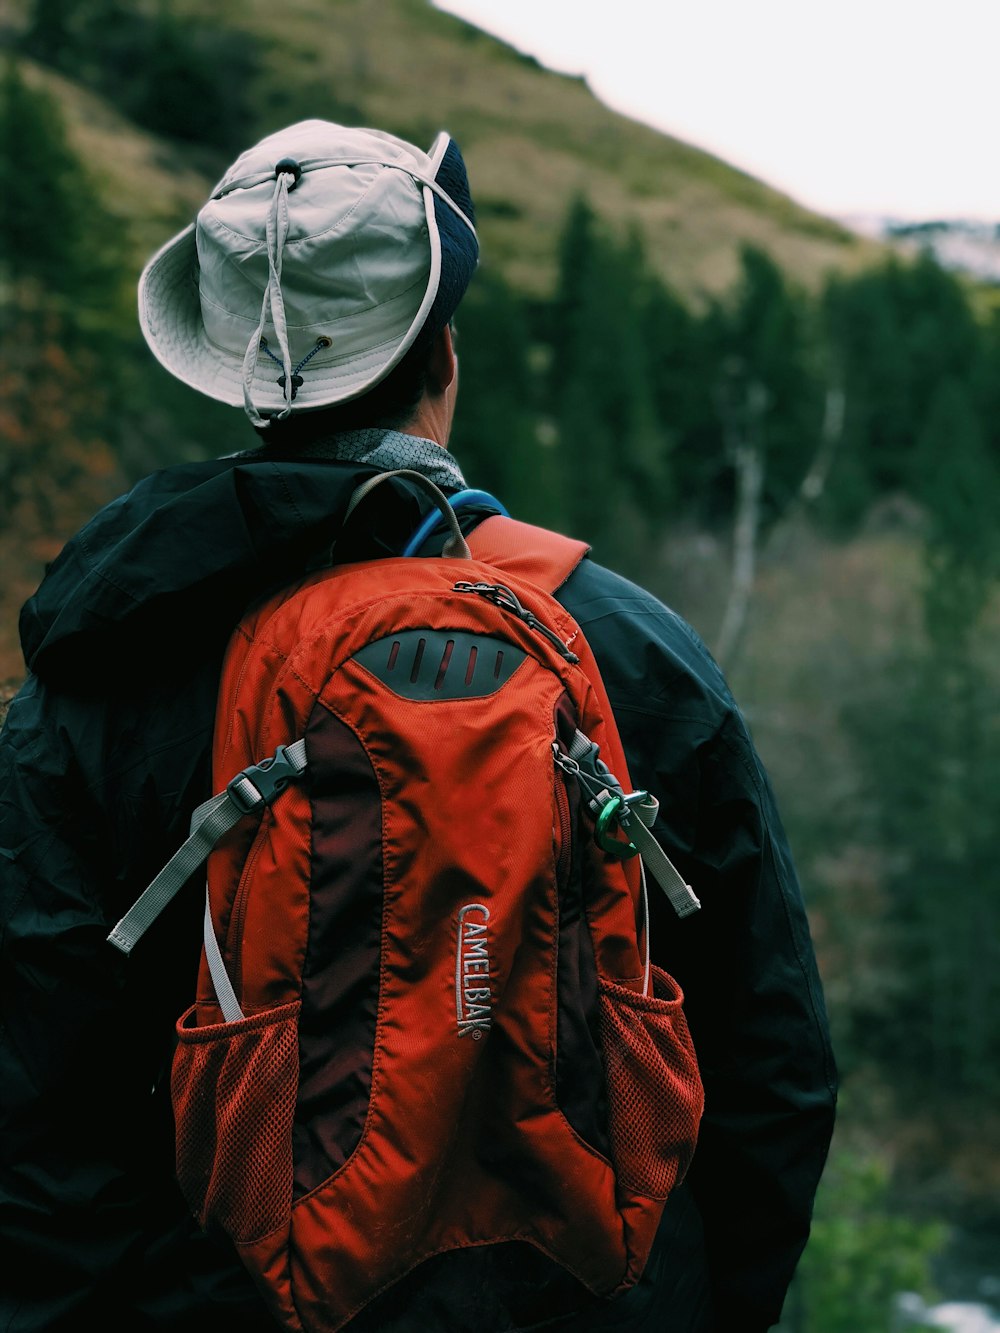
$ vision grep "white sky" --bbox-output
[433,0,1000,223]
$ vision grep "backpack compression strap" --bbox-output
[106,739,308,956]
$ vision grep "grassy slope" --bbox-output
[12,0,886,303]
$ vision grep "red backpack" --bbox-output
[109,471,704,1333]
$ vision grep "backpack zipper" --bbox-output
[554,757,574,890]
[454,581,580,663]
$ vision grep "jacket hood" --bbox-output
[19,455,428,687]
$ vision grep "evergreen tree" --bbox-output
[823,264,909,514]
[821,253,983,519]
[639,271,709,512]
[546,193,597,394]
[842,375,1000,1106]
[446,266,559,527]
[700,245,824,662]
[713,244,825,523]
[0,57,118,314]
[968,300,1000,473]
[545,197,671,571]
[20,0,260,155]
[21,0,78,67]
[915,376,999,641]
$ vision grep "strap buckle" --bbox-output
[226,744,299,814]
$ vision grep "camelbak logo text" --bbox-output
[456,904,492,1039]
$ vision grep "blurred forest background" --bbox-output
[1,1,999,1328]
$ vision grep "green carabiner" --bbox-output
[594,795,639,859]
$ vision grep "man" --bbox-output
[0,119,836,1331]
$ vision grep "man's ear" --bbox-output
[428,323,457,394]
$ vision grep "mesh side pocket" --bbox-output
[171,1000,301,1243]
[597,966,704,1199]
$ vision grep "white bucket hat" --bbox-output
[138,119,479,426]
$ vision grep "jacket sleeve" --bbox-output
[0,672,268,1329]
[563,566,837,1333]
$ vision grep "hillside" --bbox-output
[4,0,887,303]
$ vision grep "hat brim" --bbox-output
[137,188,444,414]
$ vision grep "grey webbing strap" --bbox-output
[344,469,471,559]
[106,738,308,955]
[568,728,600,765]
[627,795,702,919]
[639,860,651,996]
[204,893,245,1022]
[106,791,249,956]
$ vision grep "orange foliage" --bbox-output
[0,290,126,684]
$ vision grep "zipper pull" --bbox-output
[454,581,580,662]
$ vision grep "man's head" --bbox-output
[137,119,478,432]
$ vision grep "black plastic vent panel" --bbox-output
[352,630,526,700]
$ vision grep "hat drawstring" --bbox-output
[259,335,331,400]
[241,170,295,427]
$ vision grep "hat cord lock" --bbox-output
[259,335,332,401]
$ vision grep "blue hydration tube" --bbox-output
[402,489,509,557]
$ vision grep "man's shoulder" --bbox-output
[556,555,739,728]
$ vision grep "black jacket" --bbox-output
[0,453,836,1332]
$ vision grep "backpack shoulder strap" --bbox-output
[469,515,701,922]
[465,515,590,594]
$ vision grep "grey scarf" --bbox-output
[271,428,467,492]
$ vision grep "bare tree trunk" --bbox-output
[800,385,845,503]
[715,437,765,668]
[764,385,846,563]
[712,366,768,670]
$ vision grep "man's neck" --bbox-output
[404,402,450,448]
[404,364,457,446]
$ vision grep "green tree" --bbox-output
[0,57,120,316]
[447,265,560,527]
[639,271,712,513]
[821,253,983,521]
[21,0,81,68]
[916,377,1000,640]
[545,197,672,571]
[708,245,825,524]
[701,245,825,663]
[787,1145,945,1333]
[969,301,1000,470]
[840,375,1000,1104]
[21,0,260,155]
[547,193,598,395]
